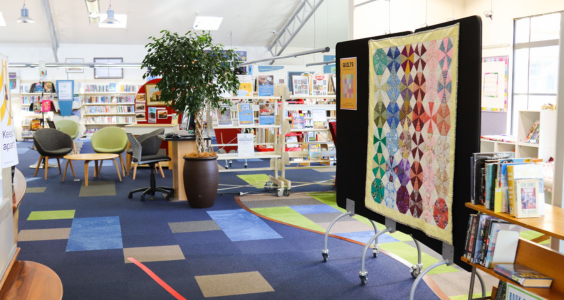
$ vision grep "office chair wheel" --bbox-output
[264,181,273,191]
[322,252,328,262]
[359,275,367,285]
[140,195,145,201]
[128,192,133,199]
[283,188,290,196]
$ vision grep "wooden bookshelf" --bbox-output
[465,203,564,241]
[465,202,564,299]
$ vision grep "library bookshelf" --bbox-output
[465,202,564,299]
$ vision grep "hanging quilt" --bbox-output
[365,24,459,245]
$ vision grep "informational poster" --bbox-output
[506,283,546,300]
[237,75,253,97]
[0,55,18,168]
[56,80,74,100]
[238,103,254,126]
[339,57,357,110]
[237,134,254,157]
[312,109,328,129]
[292,76,309,96]
[257,75,274,96]
[311,74,329,96]
[258,102,275,125]
[94,57,123,79]
[481,56,508,112]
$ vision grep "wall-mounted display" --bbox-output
[481,56,508,112]
[145,84,161,106]
[94,57,123,79]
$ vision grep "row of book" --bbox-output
[83,84,140,93]
[85,106,112,114]
[116,106,134,113]
[21,96,40,104]
[525,120,540,144]
[471,152,545,218]
[83,96,135,104]
[84,116,135,124]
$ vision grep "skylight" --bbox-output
[0,12,6,26]
[193,16,223,31]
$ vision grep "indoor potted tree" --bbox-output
[142,30,241,208]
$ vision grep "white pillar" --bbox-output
[550,11,564,251]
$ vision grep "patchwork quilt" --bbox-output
[365,24,460,245]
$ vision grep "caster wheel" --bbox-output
[283,188,290,196]
[372,245,379,258]
[322,253,328,262]
[128,193,132,199]
[244,165,248,169]
[360,276,367,285]
[410,266,421,278]
[277,189,284,197]
[264,181,273,191]
[229,163,232,167]
[373,252,377,258]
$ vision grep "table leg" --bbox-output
[62,160,69,182]
[99,160,104,176]
[69,161,75,177]
[57,158,62,174]
[94,161,99,178]
[84,161,89,187]
[112,159,122,182]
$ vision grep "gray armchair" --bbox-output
[126,128,165,179]
[33,128,75,180]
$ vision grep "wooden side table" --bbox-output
[63,154,122,186]
[0,259,63,300]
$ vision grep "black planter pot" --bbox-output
[183,156,219,208]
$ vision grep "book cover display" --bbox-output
[257,75,274,96]
[292,75,309,96]
[217,104,232,126]
[238,103,254,126]
[311,74,328,96]
[258,102,275,125]
[514,179,539,218]
[237,75,253,97]
[291,112,305,129]
[312,109,328,129]
[308,144,322,160]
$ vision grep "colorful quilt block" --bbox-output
[366,24,459,245]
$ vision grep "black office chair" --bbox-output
[126,128,165,178]
[33,128,75,180]
[126,133,174,201]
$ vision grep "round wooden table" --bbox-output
[63,154,122,186]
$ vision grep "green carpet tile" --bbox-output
[450,292,491,300]
[379,242,459,275]
[237,174,271,189]
[27,210,76,220]
[252,207,326,232]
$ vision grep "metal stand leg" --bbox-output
[466,267,486,300]
[409,260,449,300]
[359,228,392,285]
[369,220,380,258]
[476,270,486,299]
[322,212,353,262]
[410,235,424,278]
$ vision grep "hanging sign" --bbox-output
[56,80,74,101]
[339,57,357,110]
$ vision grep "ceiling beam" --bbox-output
[42,0,59,62]
[268,0,325,58]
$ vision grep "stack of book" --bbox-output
[471,152,545,218]
[525,121,540,144]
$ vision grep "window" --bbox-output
[511,13,561,135]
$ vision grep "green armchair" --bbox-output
[91,127,128,176]
[56,120,80,153]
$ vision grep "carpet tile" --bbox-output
[195,271,274,298]
[242,198,323,209]
[168,220,221,233]
[123,245,185,263]
[312,167,336,172]
[207,209,282,242]
[379,242,459,275]
[289,204,340,214]
[66,216,123,252]
[27,210,75,221]
[252,207,326,232]
[26,187,46,193]
[236,174,271,188]
[302,212,344,223]
[317,219,374,234]
[79,180,116,197]
[334,230,399,244]
[18,228,71,241]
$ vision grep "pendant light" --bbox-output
[101,0,119,24]
[16,0,34,23]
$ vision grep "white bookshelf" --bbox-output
[517,110,556,161]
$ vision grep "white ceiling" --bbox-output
[0,0,348,50]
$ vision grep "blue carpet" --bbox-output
[13,141,440,299]
[66,216,123,252]
[207,209,282,242]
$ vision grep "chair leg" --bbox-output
[112,158,122,182]
[57,158,62,174]
[126,153,132,176]
[73,141,78,154]
[69,160,76,177]
[158,162,165,178]
[94,160,99,178]
[119,154,126,177]
[34,156,43,177]
[132,164,137,180]
[44,156,49,180]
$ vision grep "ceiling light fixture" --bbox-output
[193,16,223,31]
[16,1,34,24]
[85,0,100,13]
[101,0,119,24]
[99,13,126,28]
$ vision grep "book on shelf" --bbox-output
[308,144,322,160]
[506,283,547,300]
[238,103,254,126]
[257,75,274,97]
[109,83,116,92]
[471,152,515,205]
[494,280,507,300]
[463,214,476,260]
[236,75,253,97]
[507,164,544,217]
[217,104,232,126]
[312,109,328,129]
[291,112,305,130]
[484,221,520,268]
[292,75,310,96]
[525,120,540,143]
[494,264,553,288]
[498,158,533,213]
[258,102,275,125]
[311,74,329,96]
[465,214,480,260]
[513,179,540,218]
[473,215,495,264]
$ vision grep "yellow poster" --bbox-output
[340,57,357,110]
